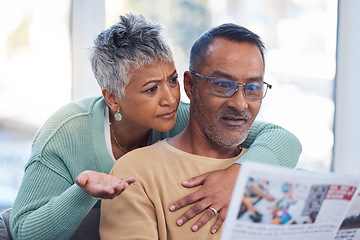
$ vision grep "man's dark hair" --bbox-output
[189,23,265,71]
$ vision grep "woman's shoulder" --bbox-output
[55,96,104,118]
[44,96,103,125]
[33,96,105,147]
[177,100,189,114]
[170,100,190,134]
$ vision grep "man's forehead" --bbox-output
[202,38,264,77]
[205,37,260,55]
[209,69,264,83]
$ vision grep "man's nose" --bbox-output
[225,87,249,111]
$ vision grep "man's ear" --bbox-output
[102,88,122,112]
[183,71,196,101]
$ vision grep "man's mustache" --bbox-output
[217,106,251,120]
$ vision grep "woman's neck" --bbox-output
[109,114,150,159]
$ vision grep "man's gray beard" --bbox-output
[193,90,250,148]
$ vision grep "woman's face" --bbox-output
[119,61,180,132]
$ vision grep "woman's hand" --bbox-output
[76,170,137,199]
[169,164,241,234]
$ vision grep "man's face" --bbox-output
[192,37,264,147]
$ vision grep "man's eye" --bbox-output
[216,80,232,88]
[246,83,261,91]
[145,86,158,94]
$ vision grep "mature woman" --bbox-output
[10,13,301,240]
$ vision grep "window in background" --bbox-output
[0,0,71,211]
[105,0,337,172]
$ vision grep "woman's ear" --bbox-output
[183,71,196,101]
[102,88,121,112]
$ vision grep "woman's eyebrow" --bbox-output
[142,79,162,88]
[142,70,177,87]
[168,70,177,78]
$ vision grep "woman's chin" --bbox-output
[153,119,177,132]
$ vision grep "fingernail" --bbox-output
[170,205,175,211]
[177,219,183,226]
[211,228,217,234]
[182,180,189,184]
[192,225,198,231]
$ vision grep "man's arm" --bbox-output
[100,178,159,240]
[169,121,302,234]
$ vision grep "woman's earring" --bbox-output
[114,109,122,121]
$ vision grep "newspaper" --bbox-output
[334,187,360,240]
[221,162,360,240]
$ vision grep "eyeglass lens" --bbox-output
[210,78,266,99]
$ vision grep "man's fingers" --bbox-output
[181,173,207,187]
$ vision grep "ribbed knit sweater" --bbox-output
[10,96,301,240]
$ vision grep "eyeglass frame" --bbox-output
[190,70,272,100]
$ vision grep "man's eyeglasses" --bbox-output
[190,71,272,100]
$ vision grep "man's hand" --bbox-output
[75,170,137,199]
[169,164,241,234]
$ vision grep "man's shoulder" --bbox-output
[110,141,172,176]
[116,141,167,163]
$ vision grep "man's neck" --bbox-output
[167,126,241,159]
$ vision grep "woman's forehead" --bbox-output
[128,61,176,85]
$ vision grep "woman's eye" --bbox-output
[145,86,158,94]
[168,76,178,85]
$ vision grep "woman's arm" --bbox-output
[239,121,301,167]
[10,161,98,240]
[169,121,302,234]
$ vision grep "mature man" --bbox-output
[100,23,297,239]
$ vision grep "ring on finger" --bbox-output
[209,207,217,215]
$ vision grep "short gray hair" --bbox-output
[90,13,173,99]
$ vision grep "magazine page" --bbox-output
[221,162,360,240]
[334,187,360,240]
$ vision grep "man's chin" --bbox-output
[211,133,248,148]
[219,130,249,146]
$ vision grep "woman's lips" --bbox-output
[157,109,177,119]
